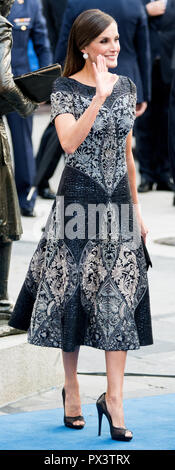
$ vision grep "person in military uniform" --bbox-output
[0,0,37,316]
[41,0,67,55]
[7,0,53,216]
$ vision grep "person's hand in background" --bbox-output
[146,0,166,16]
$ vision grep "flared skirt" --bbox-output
[9,164,153,351]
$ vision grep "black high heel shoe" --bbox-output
[96,392,133,441]
[62,388,85,430]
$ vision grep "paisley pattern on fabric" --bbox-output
[50,77,136,195]
[10,75,153,351]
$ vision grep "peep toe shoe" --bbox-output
[62,388,85,430]
[96,392,133,441]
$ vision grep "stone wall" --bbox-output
[0,334,64,406]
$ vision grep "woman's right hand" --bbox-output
[92,54,118,101]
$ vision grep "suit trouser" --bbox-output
[168,70,175,185]
[0,240,12,301]
[7,112,37,211]
[35,122,62,190]
[134,59,171,183]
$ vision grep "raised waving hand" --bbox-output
[92,54,118,101]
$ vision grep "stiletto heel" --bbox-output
[96,403,103,436]
[96,392,133,441]
[62,388,85,430]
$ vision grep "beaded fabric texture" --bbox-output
[9,76,153,351]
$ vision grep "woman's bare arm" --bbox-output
[126,130,139,205]
[54,55,117,154]
[54,94,105,154]
[126,130,148,241]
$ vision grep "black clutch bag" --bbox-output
[14,63,61,102]
[0,63,61,115]
[141,236,153,270]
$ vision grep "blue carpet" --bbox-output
[0,394,175,450]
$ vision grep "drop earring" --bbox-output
[83,52,89,60]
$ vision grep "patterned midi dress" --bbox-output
[9,76,153,352]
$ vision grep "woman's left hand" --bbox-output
[136,102,147,117]
[134,205,148,243]
[140,218,148,244]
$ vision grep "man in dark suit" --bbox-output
[135,0,175,192]
[54,0,151,111]
[35,0,67,199]
[7,0,53,216]
[157,0,175,84]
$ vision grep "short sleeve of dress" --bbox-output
[50,77,74,123]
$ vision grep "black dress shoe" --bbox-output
[138,180,153,193]
[20,208,36,217]
[38,188,55,199]
[157,179,175,191]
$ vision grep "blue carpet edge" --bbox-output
[0,393,175,451]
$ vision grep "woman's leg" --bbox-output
[105,350,132,436]
[62,346,84,426]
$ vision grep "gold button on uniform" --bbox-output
[21,25,27,31]
[18,0,24,4]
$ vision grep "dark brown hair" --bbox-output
[63,9,117,77]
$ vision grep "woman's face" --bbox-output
[82,21,120,69]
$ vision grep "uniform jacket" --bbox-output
[0,11,36,241]
[54,0,151,103]
[42,0,67,54]
[7,0,53,77]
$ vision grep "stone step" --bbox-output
[0,319,24,338]
[0,333,64,407]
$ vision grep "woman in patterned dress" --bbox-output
[9,9,153,440]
